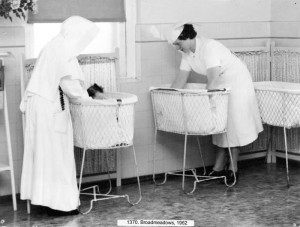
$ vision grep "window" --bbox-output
[28,22,127,78]
[26,0,136,79]
[32,23,121,57]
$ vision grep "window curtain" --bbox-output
[27,0,126,23]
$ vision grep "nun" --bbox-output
[168,23,263,183]
[20,16,99,215]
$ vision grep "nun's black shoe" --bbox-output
[225,170,239,185]
[46,208,80,216]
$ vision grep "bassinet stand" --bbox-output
[78,145,142,214]
[254,81,300,188]
[283,127,290,187]
[151,88,236,194]
[153,132,236,194]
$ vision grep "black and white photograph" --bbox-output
[1,0,300,226]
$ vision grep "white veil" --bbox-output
[24,16,99,102]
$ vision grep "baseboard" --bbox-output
[274,151,300,166]
[239,150,267,161]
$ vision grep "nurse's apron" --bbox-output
[191,55,263,148]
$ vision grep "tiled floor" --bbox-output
[1,158,300,227]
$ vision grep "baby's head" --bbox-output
[87,83,104,99]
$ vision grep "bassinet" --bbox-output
[70,91,141,213]
[151,84,229,135]
[70,92,137,149]
[68,55,141,213]
[150,83,235,193]
[254,81,300,187]
[254,81,300,129]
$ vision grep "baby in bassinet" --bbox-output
[87,83,105,99]
[86,83,129,147]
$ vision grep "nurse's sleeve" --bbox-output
[60,77,90,99]
[203,42,224,90]
[59,57,91,99]
[203,43,222,69]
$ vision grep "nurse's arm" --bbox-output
[171,70,190,89]
[206,66,222,90]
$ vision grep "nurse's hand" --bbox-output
[171,70,190,89]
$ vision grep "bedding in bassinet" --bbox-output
[254,81,300,128]
[150,83,230,135]
[70,92,137,149]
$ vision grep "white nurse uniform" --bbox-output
[180,37,263,147]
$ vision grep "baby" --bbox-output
[87,83,105,99]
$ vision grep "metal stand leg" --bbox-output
[266,126,274,163]
[153,130,168,185]
[78,146,142,214]
[153,132,204,193]
[116,149,122,187]
[77,148,87,213]
[183,135,202,194]
[78,149,86,197]
[153,132,229,195]
[187,135,228,195]
[104,150,113,195]
[27,200,30,214]
[283,127,290,188]
[80,150,113,206]
[182,134,188,191]
[188,133,236,194]
[196,136,206,175]
[126,145,142,205]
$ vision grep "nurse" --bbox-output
[168,23,263,183]
[20,16,99,215]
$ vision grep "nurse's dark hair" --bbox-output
[177,24,197,40]
[87,83,104,98]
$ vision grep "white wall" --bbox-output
[136,0,271,46]
[271,0,300,46]
[137,0,271,23]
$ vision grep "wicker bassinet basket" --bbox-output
[150,83,230,135]
[254,81,300,129]
[70,92,137,149]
